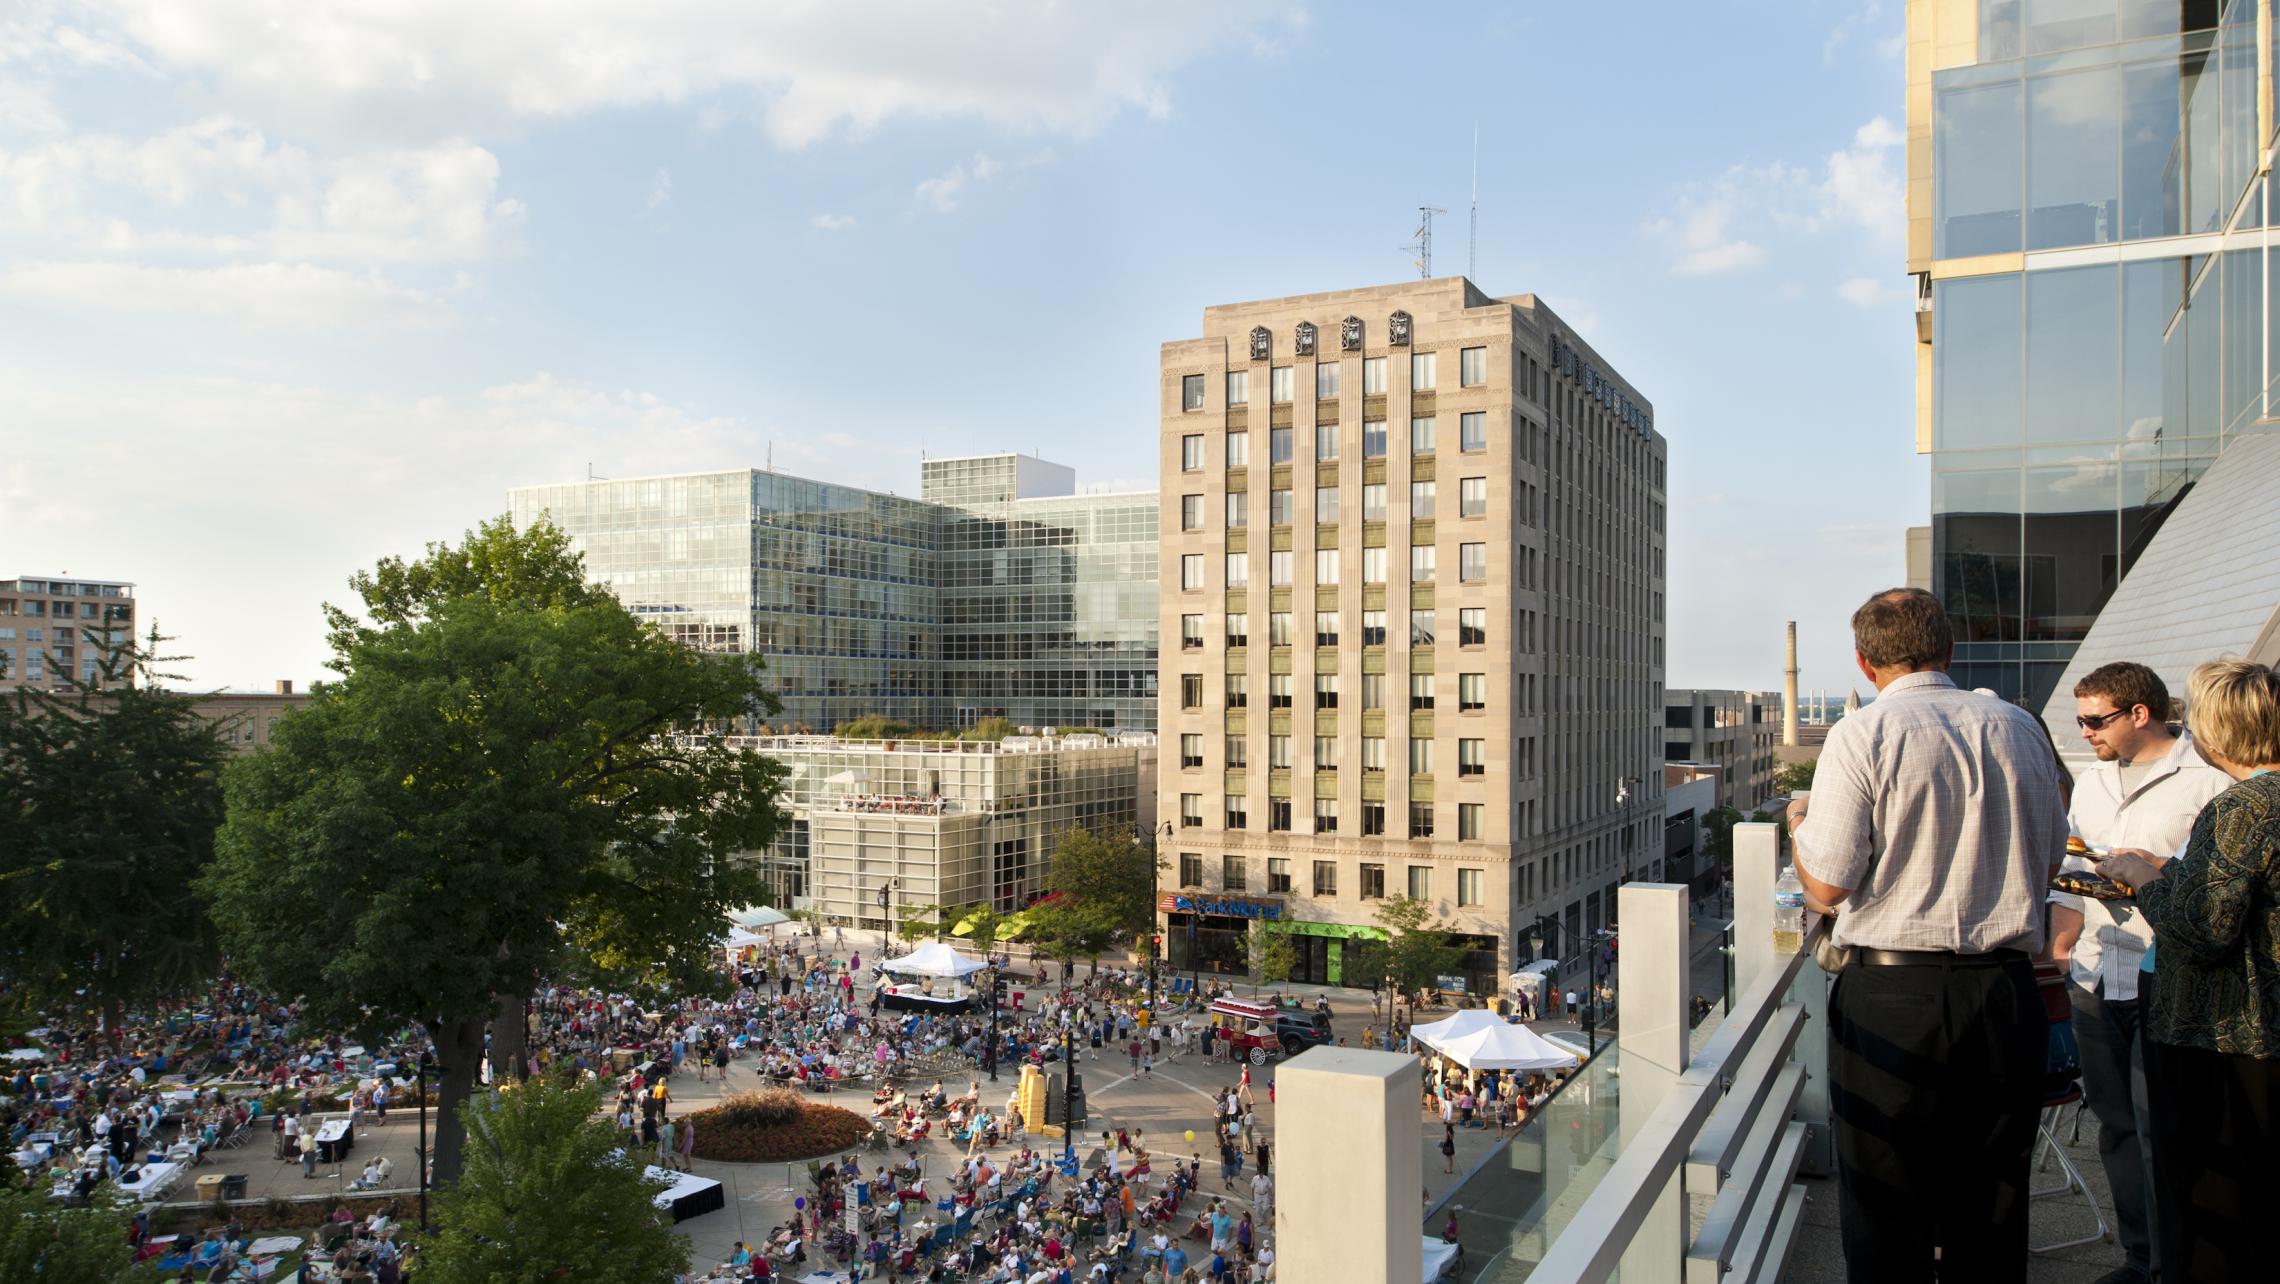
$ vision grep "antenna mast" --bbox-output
[1469,124,1479,281]
[1405,205,1447,279]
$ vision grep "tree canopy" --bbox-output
[1372,896,1467,997]
[1030,824,1156,963]
[0,1184,154,1283]
[205,519,788,1185]
[1772,759,1817,794]
[0,627,228,1032]
[422,1072,690,1284]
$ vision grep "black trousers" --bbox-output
[2145,1039,2280,1284]
[1827,957,2043,1283]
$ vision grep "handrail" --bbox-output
[1527,918,1825,1284]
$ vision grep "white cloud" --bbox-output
[1,121,520,262]
[915,154,991,213]
[1821,2,1885,66]
[1647,115,1903,278]
[269,142,524,261]
[644,167,672,213]
[49,1,1303,148]
[1836,276,1891,307]
[0,259,452,327]
[810,212,856,231]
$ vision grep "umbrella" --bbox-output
[728,905,790,930]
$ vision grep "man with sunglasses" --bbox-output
[2050,662,2227,1284]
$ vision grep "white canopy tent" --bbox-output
[728,904,790,930]
[722,926,768,952]
[877,941,988,979]
[1416,1018,1577,1071]
[1409,1009,1508,1048]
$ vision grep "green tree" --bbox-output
[321,514,613,658]
[959,715,1016,742]
[899,902,956,943]
[0,627,228,1038]
[1773,759,1817,794]
[0,1185,154,1283]
[1038,824,1156,966]
[1248,920,1298,994]
[1374,896,1465,999]
[423,1072,689,1284]
[1703,806,1746,865]
[834,715,929,741]
[206,526,788,1188]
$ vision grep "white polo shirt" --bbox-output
[2052,729,2229,1000]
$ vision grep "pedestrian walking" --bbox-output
[1439,1124,1456,1174]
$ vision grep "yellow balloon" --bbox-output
[1184,1129,1195,1143]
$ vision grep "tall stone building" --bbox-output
[1156,279,1667,991]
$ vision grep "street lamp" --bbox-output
[878,878,898,940]
[985,968,1002,1082]
[1526,916,1611,1058]
[416,1053,452,1233]
[1616,777,1641,888]
[1141,821,1172,1028]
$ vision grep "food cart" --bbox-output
[1206,996,1282,1065]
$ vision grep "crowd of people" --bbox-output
[1787,587,2280,1284]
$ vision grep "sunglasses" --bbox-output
[2075,708,2132,731]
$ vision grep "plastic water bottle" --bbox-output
[1773,865,1806,954]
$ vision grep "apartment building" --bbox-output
[1662,688,1779,813]
[0,576,136,693]
[1157,279,1667,992]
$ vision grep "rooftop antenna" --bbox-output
[586,462,607,481]
[1406,205,1447,279]
[1468,123,1479,282]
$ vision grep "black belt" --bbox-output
[1853,947,2030,968]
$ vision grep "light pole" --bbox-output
[1061,1017,1077,1166]
[1527,915,1608,1055]
[1143,821,1172,1026]
[985,968,1001,1082]
[1616,777,1641,888]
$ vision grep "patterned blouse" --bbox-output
[2139,771,2280,1059]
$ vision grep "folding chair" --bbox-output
[2029,960,2110,1255]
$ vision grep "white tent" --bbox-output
[1422,1236,1461,1281]
[878,941,988,978]
[1418,1020,1577,1071]
[728,904,790,930]
[1410,1009,1507,1048]
[723,926,768,952]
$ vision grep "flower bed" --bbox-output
[684,1089,872,1163]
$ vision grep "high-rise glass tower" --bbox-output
[1910,0,2273,707]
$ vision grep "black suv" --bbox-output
[1275,1011,1333,1055]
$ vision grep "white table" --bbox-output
[115,1159,183,1202]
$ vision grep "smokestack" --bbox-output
[1782,622,1800,747]
[276,679,293,695]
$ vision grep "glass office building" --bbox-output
[925,456,1159,732]
[1913,0,2276,706]
[509,454,1158,732]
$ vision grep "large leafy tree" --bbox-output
[423,1072,689,1284]
[0,627,228,1037]
[206,522,787,1186]
[1034,824,1157,966]
[0,1185,155,1283]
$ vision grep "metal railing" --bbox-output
[1526,824,1825,1284]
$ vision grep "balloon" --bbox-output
[795,1197,806,1210]
[1184,1130,1195,1143]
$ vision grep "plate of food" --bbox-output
[2050,869,2134,901]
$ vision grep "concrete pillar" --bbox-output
[1732,822,1781,997]
[1616,882,1692,1284]
[1275,1047,1421,1284]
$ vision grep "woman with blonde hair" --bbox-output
[2101,658,2280,1283]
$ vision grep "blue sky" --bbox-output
[1,0,1913,700]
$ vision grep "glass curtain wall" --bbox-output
[1928,0,2271,707]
